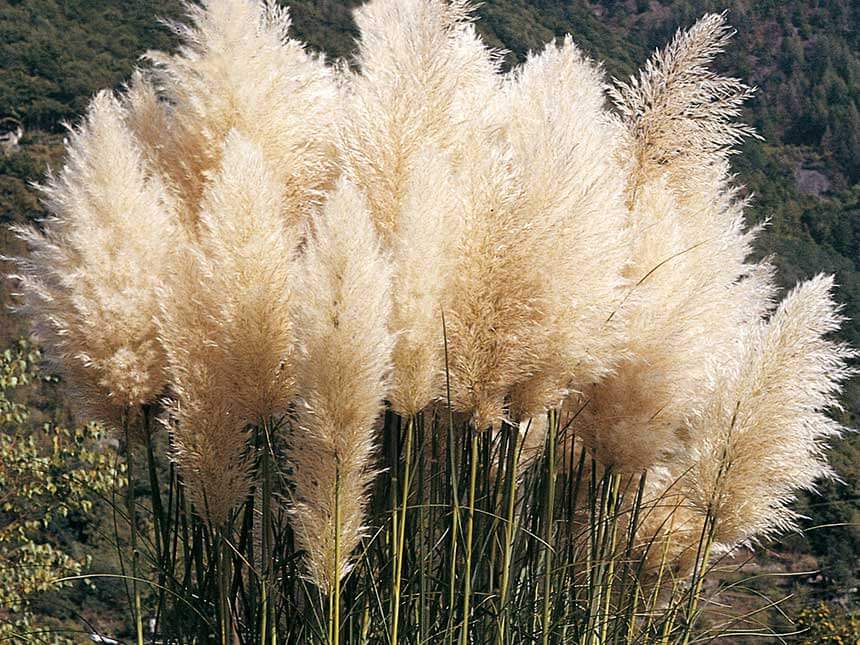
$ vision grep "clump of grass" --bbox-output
[8,1,854,643]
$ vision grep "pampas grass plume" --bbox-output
[158,131,297,524]
[290,180,394,590]
[145,0,339,230]
[570,14,767,473]
[387,148,462,416]
[9,2,856,630]
[609,12,757,202]
[11,90,175,429]
[683,275,854,546]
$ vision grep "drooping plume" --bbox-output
[11,91,176,430]
[290,181,394,590]
[631,276,853,578]
[158,131,298,525]
[569,181,773,472]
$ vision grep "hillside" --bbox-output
[0,0,858,633]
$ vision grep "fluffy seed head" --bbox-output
[290,180,394,590]
[144,0,339,231]
[386,148,462,415]
[445,38,629,428]
[609,12,758,204]
[158,131,298,524]
[11,91,176,429]
[681,275,854,546]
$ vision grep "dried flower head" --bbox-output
[609,12,758,205]
[290,180,394,590]
[445,38,629,428]
[681,275,854,546]
[570,13,767,473]
[11,91,175,430]
[143,0,339,231]
[158,131,298,524]
[340,0,498,416]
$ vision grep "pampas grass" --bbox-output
[157,131,298,526]
[682,275,854,547]
[291,180,393,592]
[10,91,175,430]
[8,2,854,643]
[143,0,339,229]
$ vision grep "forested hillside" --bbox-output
[0,0,858,635]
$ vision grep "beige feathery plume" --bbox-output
[158,131,297,525]
[609,12,757,204]
[680,275,854,547]
[569,12,767,473]
[499,37,630,421]
[342,0,501,239]
[11,91,175,430]
[443,140,536,429]
[144,0,339,231]
[570,181,774,472]
[632,276,852,579]
[340,0,499,415]
[445,37,629,429]
[387,149,462,416]
[290,180,394,591]
[190,132,297,422]
[121,71,173,181]
[158,253,252,527]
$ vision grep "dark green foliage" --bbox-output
[288,0,363,62]
[0,0,182,130]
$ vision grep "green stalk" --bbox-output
[587,466,612,645]
[260,568,269,644]
[621,474,648,643]
[391,416,414,645]
[124,408,144,645]
[360,596,371,645]
[599,475,622,644]
[642,510,677,640]
[680,512,716,645]
[541,410,557,645]
[496,424,520,645]
[446,418,460,645]
[442,311,461,645]
[142,406,168,635]
[460,427,479,645]
[261,420,275,644]
[219,531,232,644]
[417,413,428,642]
[143,407,165,561]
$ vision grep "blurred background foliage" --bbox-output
[0,340,122,641]
[0,0,857,639]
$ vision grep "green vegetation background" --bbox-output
[0,0,857,636]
